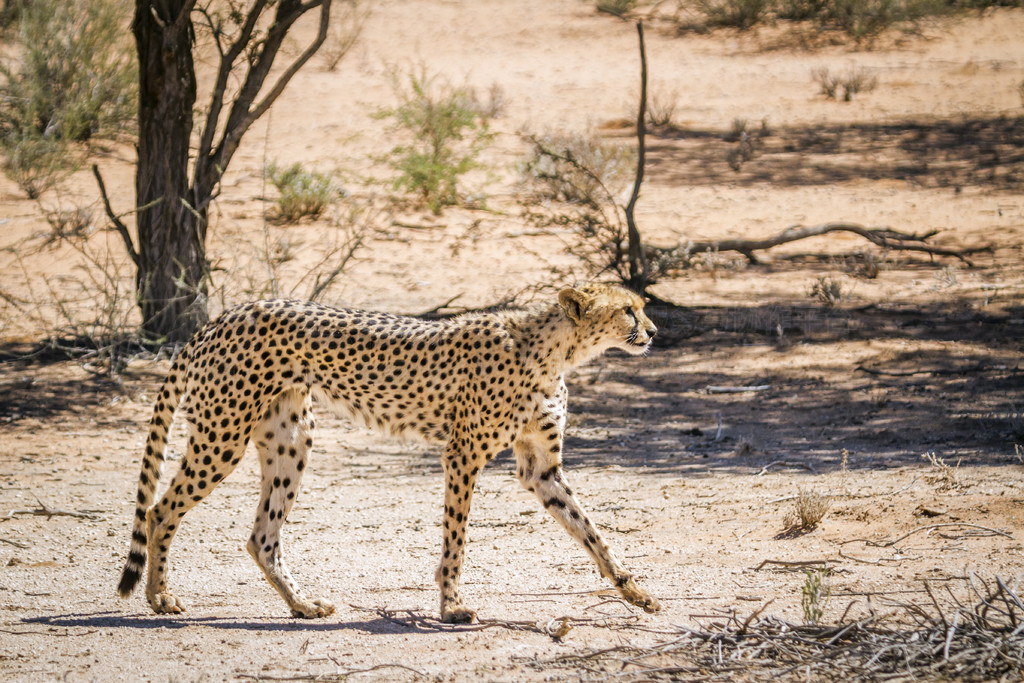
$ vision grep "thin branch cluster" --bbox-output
[539,575,1024,681]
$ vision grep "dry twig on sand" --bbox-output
[530,574,1024,681]
[0,496,102,522]
[350,605,638,642]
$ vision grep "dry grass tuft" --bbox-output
[922,451,964,491]
[784,489,832,531]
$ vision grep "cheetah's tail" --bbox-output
[117,345,191,598]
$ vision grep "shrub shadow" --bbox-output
[646,115,1024,192]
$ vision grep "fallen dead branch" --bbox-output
[707,384,771,394]
[530,574,1024,681]
[350,605,637,641]
[755,460,816,475]
[663,222,990,266]
[842,523,1013,548]
[752,559,831,571]
[856,363,992,377]
[0,496,102,522]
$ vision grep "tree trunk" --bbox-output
[133,0,206,344]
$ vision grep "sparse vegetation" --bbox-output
[923,451,964,491]
[40,202,93,246]
[850,251,887,278]
[320,0,368,72]
[0,233,140,374]
[595,0,640,16]
[725,117,770,171]
[801,567,831,625]
[0,0,136,197]
[266,161,339,223]
[217,197,370,306]
[0,135,77,199]
[520,130,643,282]
[813,66,878,101]
[682,0,1004,40]
[521,130,636,207]
[934,263,960,288]
[550,574,1024,680]
[784,489,832,530]
[810,275,844,306]
[375,65,494,215]
[696,0,772,28]
[646,89,679,127]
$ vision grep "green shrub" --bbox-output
[0,0,136,142]
[696,0,772,28]
[0,0,135,197]
[821,0,902,40]
[801,568,831,625]
[682,0,1012,38]
[0,132,75,199]
[375,66,493,215]
[777,0,831,19]
[596,0,639,16]
[266,161,338,223]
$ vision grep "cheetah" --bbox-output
[118,283,661,623]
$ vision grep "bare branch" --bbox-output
[91,164,139,267]
[195,0,269,186]
[193,6,227,59]
[624,20,648,291]
[195,0,331,212]
[246,0,332,132]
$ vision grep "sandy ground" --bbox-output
[1,1,1023,680]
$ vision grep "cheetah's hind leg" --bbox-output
[144,422,251,614]
[247,389,335,619]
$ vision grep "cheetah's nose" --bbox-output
[647,325,657,339]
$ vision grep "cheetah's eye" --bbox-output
[624,307,637,322]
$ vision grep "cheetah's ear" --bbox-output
[558,287,588,325]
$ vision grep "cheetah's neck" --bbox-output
[503,303,597,379]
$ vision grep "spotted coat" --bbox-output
[118,283,661,622]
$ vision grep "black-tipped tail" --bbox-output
[117,548,146,597]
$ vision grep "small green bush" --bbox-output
[0,132,75,199]
[683,0,1016,38]
[0,0,136,142]
[375,66,493,215]
[266,161,338,223]
[777,0,831,20]
[822,0,901,40]
[696,0,772,28]
[0,0,136,197]
[596,0,639,16]
[801,568,831,625]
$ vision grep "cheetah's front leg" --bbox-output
[435,442,481,623]
[514,417,660,614]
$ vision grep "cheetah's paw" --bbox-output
[618,577,662,614]
[440,604,477,624]
[290,598,335,619]
[147,592,187,614]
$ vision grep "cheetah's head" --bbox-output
[558,283,657,358]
